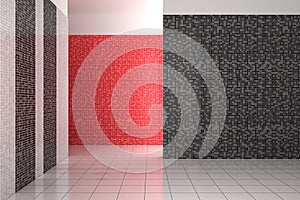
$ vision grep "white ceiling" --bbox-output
[68,0,163,34]
[164,0,300,14]
[68,0,300,34]
[69,0,300,15]
[68,0,157,14]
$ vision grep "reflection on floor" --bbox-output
[8,145,300,200]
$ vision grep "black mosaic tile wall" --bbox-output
[15,0,36,191]
[43,0,57,172]
[163,15,300,159]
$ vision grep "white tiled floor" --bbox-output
[8,145,300,200]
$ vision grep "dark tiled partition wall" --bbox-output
[14,0,58,192]
[43,0,57,172]
[1,0,67,197]
[163,15,300,159]
[15,0,36,191]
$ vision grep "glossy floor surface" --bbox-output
[8,145,300,200]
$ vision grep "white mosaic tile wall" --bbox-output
[57,8,69,163]
[0,0,15,199]
[0,0,68,199]
[35,0,44,179]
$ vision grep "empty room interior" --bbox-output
[1,0,300,200]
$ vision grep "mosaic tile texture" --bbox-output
[69,35,163,145]
[35,0,44,179]
[0,0,15,199]
[69,35,110,145]
[56,9,68,163]
[43,0,57,172]
[1,0,68,198]
[163,15,300,159]
[15,0,36,191]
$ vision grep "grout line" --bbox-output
[205,165,230,200]
[21,149,300,200]
[240,163,285,200]
[182,162,201,200]
[164,164,174,200]
[115,169,126,200]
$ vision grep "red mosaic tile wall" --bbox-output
[69,35,163,145]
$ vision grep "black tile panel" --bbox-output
[43,0,57,172]
[15,0,36,191]
[163,15,300,159]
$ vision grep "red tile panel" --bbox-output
[69,35,163,145]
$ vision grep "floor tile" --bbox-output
[236,179,261,186]
[224,193,255,200]
[168,179,192,185]
[258,179,285,186]
[230,174,254,180]
[277,193,300,200]
[43,186,71,193]
[172,193,199,200]
[90,193,118,200]
[194,185,220,193]
[189,174,211,180]
[81,173,104,180]
[103,174,124,180]
[209,174,232,180]
[145,192,172,200]
[7,193,40,200]
[170,185,195,193]
[250,193,282,200]
[62,193,92,200]
[122,179,145,186]
[51,180,78,186]
[146,179,166,185]
[242,185,271,193]
[197,193,227,200]
[59,174,83,180]
[37,174,63,180]
[125,174,146,180]
[10,147,300,200]
[120,185,145,193]
[75,179,100,186]
[95,185,121,193]
[18,186,48,193]
[117,193,144,200]
[267,185,297,193]
[251,174,276,180]
[272,174,298,180]
[218,185,246,193]
[66,169,87,174]
[191,179,215,186]
[291,185,300,192]
[168,173,189,179]
[28,179,55,186]
[282,179,300,186]
[214,179,238,186]
[35,193,66,200]
[146,185,169,192]
[69,185,96,193]
[99,179,123,186]
[146,173,165,180]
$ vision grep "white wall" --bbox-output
[35,0,44,179]
[57,9,69,163]
[164,0,300,14]
[51,0,68,16]
[69,0,162,34]
[0,1,15,199]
